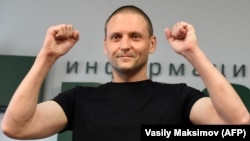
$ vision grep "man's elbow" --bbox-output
[245,113,250,124]
[235,112,250,125]
[1,122,26,139]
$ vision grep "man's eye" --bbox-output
[111,35,120,41]
[132,34,140,40]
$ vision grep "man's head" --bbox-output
[104,5,156,81]
[104,5,153,38]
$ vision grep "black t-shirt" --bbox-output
[53,80,207,141]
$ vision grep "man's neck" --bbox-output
[112,71,148,83]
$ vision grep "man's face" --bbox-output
[104,13,156,74]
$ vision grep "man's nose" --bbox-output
[120,37,131,50]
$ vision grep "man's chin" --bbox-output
[116,66,135,73]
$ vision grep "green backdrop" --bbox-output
[0,55,44,112]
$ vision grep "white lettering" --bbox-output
[145,129,171,138]
[174,129,219,136]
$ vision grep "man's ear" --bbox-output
[149,36,156,54]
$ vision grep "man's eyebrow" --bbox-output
[129,31,142,35]
[107,31,143,37]
[108,32,121,36]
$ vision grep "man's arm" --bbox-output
[165,21,250,124]
[1,24,79,139]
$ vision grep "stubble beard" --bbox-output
[112,59,147,78]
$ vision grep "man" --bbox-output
[2,5,249,141]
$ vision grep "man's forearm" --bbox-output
[186,48,249,123]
